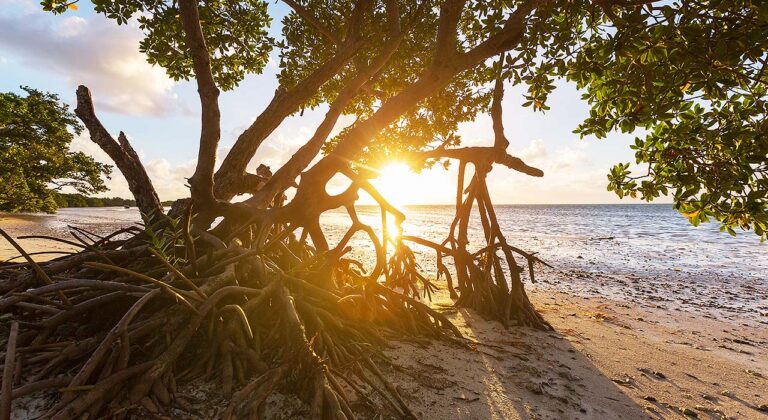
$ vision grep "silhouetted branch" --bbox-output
[74,86,162,220]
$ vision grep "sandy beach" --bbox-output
[2,211,766,419]
[0,214,80,262]
[383,286,767,419]
[0,211,140,263]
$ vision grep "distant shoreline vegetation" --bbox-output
[53,193,175,209]
[53,193,135,208]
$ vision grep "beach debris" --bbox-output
[642,395,657,402]
[638,367,666,379]
[720,390,735,398]
[679,406,698,417]
[611,377,634,387]
[745,369,763,378]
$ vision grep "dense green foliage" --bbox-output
[0,87,111,213]
[45,1,767,239]
[568,1,768,240]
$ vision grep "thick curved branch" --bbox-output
[433,0,467,63]
[179,0,222,207]
[74,86,162,220]
[462,0,545,64]
[213,1,372,200]
[412,147,543,177]
[248,17,405,208]
[491,61,510,150]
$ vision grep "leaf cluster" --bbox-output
[0,87,112,213]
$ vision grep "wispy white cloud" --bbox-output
[70,134,193,200]
[486,139,622,204]
[518,138,548,162]
[0,2,181,116]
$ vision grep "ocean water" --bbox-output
[27,205,767,281]
[321,204,767,282]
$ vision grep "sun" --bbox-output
[371,162,416,208]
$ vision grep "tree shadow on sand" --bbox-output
[381,305,650,419]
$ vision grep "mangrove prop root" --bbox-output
[0,152,550,417]
[0,223,460,418]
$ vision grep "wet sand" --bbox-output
[1,211,140,262]
[0,214,80,262]
[2,213,766,419]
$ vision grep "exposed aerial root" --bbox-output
[0,221,462,418]
[0,104,551,417]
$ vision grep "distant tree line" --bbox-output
[51,193,176,209]
[53,193,135,208]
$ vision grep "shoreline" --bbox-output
[0,211,140,263]
[0,213,80,263]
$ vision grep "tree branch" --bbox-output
[291,0,545,198]
[433,0,468,64]
[248,10,406,208]
[411,146,543,177]
[179,0,221,208]
[74,86,163,220]
[213,40,366,201]
[491,58,510,150]
[281,0,341,45]
[461,0,545,66]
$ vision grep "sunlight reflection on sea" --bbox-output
[39,205,767,282]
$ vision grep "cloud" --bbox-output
[518,138,548,162]
[0,3,180,116]
[70,134,193,200]
[483,139,621,204]
[56,16,86,37]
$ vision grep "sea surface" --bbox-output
[24,204,766,281]
[322,204,767,281]
[6,204,766,316]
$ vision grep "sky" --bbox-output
[0,0,658,205]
